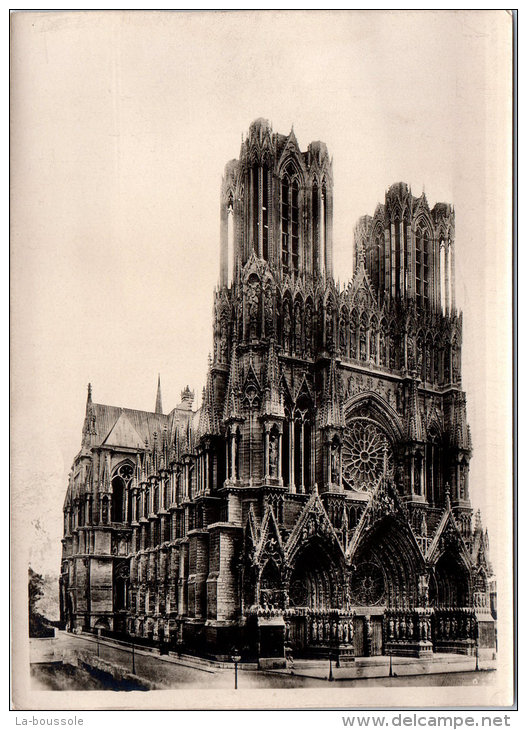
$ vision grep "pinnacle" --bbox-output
[155,374,163,415]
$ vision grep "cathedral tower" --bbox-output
[219,118,333,287]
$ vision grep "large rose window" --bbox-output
[349,561,386,606]
[342,419,394,492]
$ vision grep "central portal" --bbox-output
[287,537,353,657]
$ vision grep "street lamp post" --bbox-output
[475,620,480,672]
[328,652,334,682]
[132,639,136,675]
[231,653,241,689]
[389,651,393,677]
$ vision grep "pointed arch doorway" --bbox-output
[349,514,428,657]
[286,536,350,657]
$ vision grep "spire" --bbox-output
[261,344,284,418]
[81,383,96,447]
[406,377,424,442]
[155,374,163,414]
[199,362,220,436]
[223,347,242,422]
[321,359,345,429]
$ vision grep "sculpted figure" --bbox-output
[330,441,340,484]
[283,306,291,350]
[248,283,259,340]
[339,317,346,353]
[269,432,278,477]
[294,306,302,353]
[264,286,274,336]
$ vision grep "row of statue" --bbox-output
[386,613,432,642]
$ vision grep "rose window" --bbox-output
[342,419,394,492]
[350,561,386,606]
[289,578,308,607]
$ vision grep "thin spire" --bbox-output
[87,382,92,407]
[155,374,163,415]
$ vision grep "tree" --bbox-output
[28,566,51,637]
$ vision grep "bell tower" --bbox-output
[355,184,456,314]
[219,118,334,287]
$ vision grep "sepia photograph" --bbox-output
[10,9,514,712]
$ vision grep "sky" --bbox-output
[11,11,512,595]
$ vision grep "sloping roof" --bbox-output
[102,412,145,449]
[85,403,171,450]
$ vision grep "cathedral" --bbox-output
[60,118,496,666]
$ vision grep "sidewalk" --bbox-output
[271,654,496,681]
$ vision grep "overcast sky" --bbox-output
[11,11,511,589]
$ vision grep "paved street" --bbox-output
[49,632,497,691]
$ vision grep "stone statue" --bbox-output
[283,306,291,350]
[247,282,259,340]
[269,432,278,477]
[330,441,340,484]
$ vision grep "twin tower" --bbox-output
[218,116,456,317]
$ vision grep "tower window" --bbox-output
[252,164,259,255]
[262,164,269,261]
[227,193,234,287]
[321,183,327,275]
[281,178,289,274]
[394,217,401,299]
[312,181,319,275]
[416,226,430,309]
[423,231,429,304]
[291,181,299,273]
[111,463,134,523]
[281,171,301,276]
[371,226,384,297]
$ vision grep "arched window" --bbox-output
[281,169,301,276]
[262,164,269,261]
[252,162,259,255]
[282,407,291,488]
[291,179,299,273]
[372,226,384,296]
[251,163,270,261]
[112,477,125,522]
[281,176,290,274]
[312,180,319,274]
[415,224,431,309]
[426,428,442,505]
[227,192,234,286]
[394,215,401,298]
[111,463,134,523]
[321,181,327,275]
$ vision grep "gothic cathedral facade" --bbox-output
[60,118,495,664]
